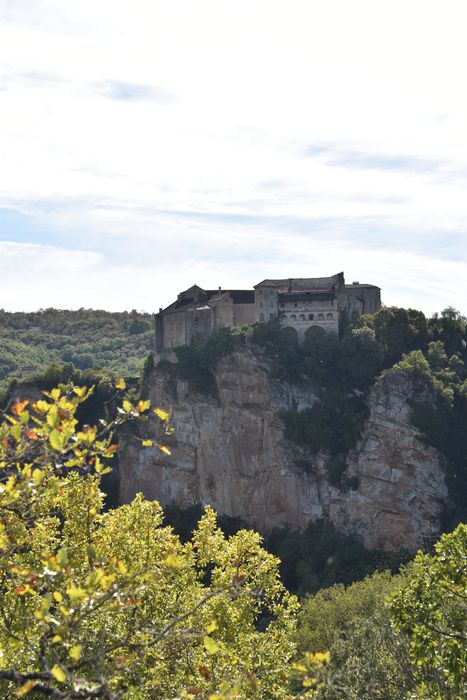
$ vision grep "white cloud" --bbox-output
[0,1,467,313]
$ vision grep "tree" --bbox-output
[390,524,467,699]
[296,571,415,699]
[0,385,298,699]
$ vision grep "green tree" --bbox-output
[296,570,415,699]
[390,524,467,699]
[0,386,298,699]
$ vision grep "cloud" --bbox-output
[305,143,444,174]
[94,80,177,103]
[1,1,467,315]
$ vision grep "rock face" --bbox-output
[118,349,448,552]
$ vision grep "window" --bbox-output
[260,301,263,308]
[291,314,296,320]
[269,312,274,320]
[300,314,306,320]
[317,313,324,320]
[260,312,264,321]
[308,313,314,320]
[294,303,298,307]
[281,314,287,320]
[326,313,333,320]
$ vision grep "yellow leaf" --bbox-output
[206,619,218,634]
[69,645,82,661]
[154,408,170,421]
[34,400,49,413]
[73,386,87,398]
[122,400,132,413]
[204,636,219,655]
[50,388,61,401]
[136,400,150,413]
[15,680,38,696]
[53,591,63,603]
[51,665,67,683]
[115,378,126,389]
[156,444,171,455]
[32,469,44,485]
[66,585,87,602]
[165,553,184,570]
[117,560,127,575]
[49,429,64,451]
[142,439,153,447]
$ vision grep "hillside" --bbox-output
[0,308,154,387]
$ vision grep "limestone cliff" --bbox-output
[118,349,448,552]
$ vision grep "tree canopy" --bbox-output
[0,385,300,699]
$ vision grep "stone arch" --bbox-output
[280,326,299,345]
[304,325,326,342]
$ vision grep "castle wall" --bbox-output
[232,302,256,326]
[345,285,381,314]
[255,287,279,323]
[279,296,339,339]
[161,311,188,349]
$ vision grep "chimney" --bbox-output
[218,286,221,292]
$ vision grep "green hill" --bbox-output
[0,308,154,387]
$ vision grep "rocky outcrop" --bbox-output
[118,349,448,552]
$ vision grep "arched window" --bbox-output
[291,314,296,321]
[308,313,314,320]
[300,314,306,320]
[317,313,324,320]
[281,313,287,320]
[326,313,333,320]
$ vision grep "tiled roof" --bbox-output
[254,272,344,292]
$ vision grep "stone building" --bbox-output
[155,273,381,350]
[254,272,380,342]
[155,285,255,351]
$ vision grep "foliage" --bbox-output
[0,308,154,388]
[281,394,368,487]
[265,520,410,596]
[174,327,251,395]
[0,386,299,699]
[390,524,467,699]
[296,571,415,699]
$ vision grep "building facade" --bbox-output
[254,272,380,342]
[155,274,381,350]
[155,285,255,351]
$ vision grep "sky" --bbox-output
[1,0,467,315]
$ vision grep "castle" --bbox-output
[155,272,381,350]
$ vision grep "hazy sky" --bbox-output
[1,0,467,314]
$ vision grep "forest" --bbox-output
[0,308,154,387]
[0,306,465,697]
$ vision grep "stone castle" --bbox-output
[155,272,381,350]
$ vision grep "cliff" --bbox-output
[118,348,448,552]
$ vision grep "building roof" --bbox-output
[254,272,344,293]
[344,283,381,289]
[158,287,254,314]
